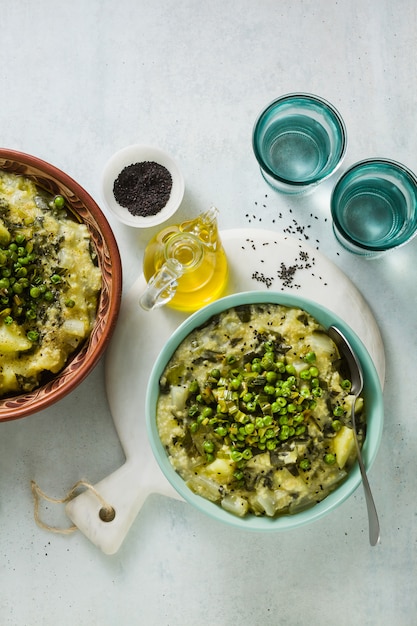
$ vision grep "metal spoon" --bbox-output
[328,325,380,546]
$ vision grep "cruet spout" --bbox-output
[139,258,183,311]
[180,206,219,245]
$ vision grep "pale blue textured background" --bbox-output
[1,1,416,624]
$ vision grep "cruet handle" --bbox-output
[139,258,183,311]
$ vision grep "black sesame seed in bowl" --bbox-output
[102,145,185,228]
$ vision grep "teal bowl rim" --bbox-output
[146,291,384,532]
[252,92,348,188]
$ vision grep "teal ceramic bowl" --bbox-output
[146,291,383,532]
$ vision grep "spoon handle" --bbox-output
[351,401,380,546]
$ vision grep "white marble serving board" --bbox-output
[65,228,385,554]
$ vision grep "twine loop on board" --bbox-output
[31,479,116,535]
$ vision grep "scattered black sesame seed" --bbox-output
[251,271,274,288]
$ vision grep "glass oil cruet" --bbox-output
[139,207,228,312]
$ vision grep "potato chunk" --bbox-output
[332,425,355,469]
[0,322,32,353]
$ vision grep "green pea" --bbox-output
[203,440,214,454]
[215,426,227,437]
[261,354,274,370]
[30,287,41,299]
[14,233,25,245]
[12,283,23,295]
[53,195,65,208]
[274,396,287,407]
[26,309,37,320]
[299,459,311,470]
[324,453,336,465]
[15,267,27,278]
[279,425,290,440]
[188,380,199,394]
[304,351,316,363]
[266,371,277,384]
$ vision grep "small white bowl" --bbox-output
[101,144,185,228]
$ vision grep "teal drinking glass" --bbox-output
[252,93,347,194]
[331,158,417,256]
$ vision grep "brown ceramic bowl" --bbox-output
[0,149,122,421]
